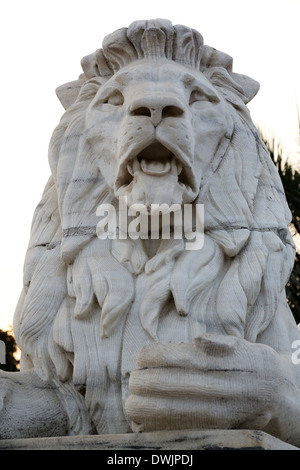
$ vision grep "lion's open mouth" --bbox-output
[127,142,182,177]
[114,140,199,206]
[117,141,193,189]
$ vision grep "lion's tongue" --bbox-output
[140,158,171,175]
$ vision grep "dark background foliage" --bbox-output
[0,327,20,371]
[260,132,300,324]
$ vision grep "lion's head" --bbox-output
[13,19,296,435]
[55,19,259,212]
[83,59,231,209]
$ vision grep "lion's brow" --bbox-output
[181,72,197,87]
[113,71,134,87]
[178,71,220,100]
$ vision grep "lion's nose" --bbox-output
[130,102,184,127]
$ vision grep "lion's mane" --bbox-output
[13,20,295,435]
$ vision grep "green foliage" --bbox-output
[0,327,20,372]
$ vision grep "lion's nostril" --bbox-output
[130,104,184,128]
[131,107,151,117]
[130,104,184,123]
[162,105,184,118]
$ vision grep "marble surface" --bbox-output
[0,429,297,451]
[1,19,300,448]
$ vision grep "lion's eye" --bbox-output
[103,90,124,106]
[189,90,219,106]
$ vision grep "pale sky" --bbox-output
[1,0,300,329]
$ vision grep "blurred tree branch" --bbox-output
[259,129,300,324]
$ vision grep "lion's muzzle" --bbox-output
[129,94,185,128]
[115,105,198,206]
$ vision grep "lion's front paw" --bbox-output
[125,334,286,433]
[0,370,68,439]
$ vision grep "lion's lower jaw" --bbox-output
[116,170,196,208]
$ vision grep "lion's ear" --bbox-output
[55,78,84,110]
[230,72,260,104]
[205,68,260,106]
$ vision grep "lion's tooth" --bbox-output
[132,157,140,173]
[127,157,140,176]
[170,157,182,176]
[127,162,134,176]
[132,158,141,174]
[176,160,183,176]
[170,157,178,176]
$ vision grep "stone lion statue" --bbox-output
[1,19,300,446]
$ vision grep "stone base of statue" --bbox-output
[0,429,298,450]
